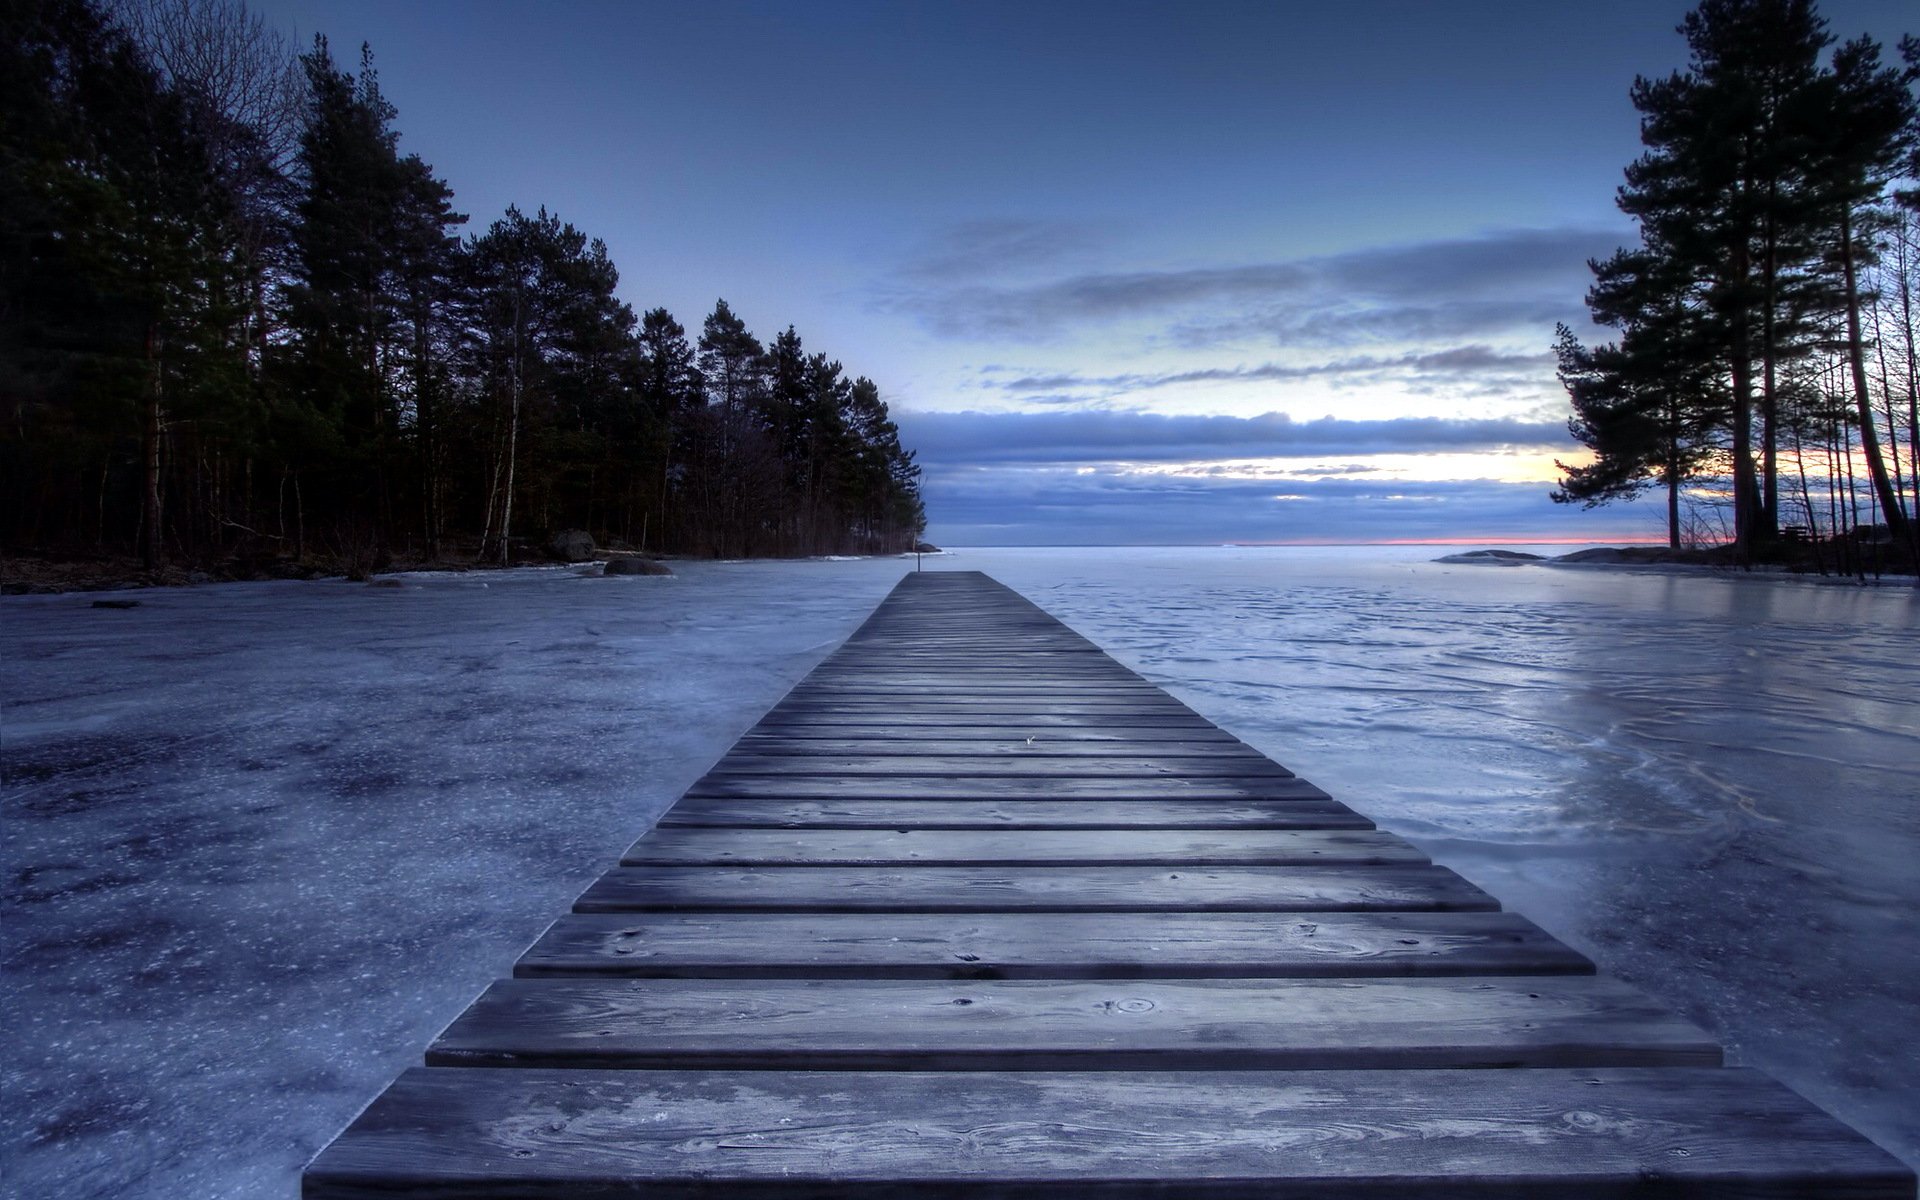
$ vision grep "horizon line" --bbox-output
[923,536,1670,549]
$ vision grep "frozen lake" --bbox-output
[4,547,1916,1197]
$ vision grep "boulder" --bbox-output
[548,528,596,562]
[1553,547,1684,564]
[1433,549,1542,565]
[603,556,673,576]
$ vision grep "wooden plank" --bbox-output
[429,976,1722,1071]
[705,755,1295,778]
[742,724,1242,742]
[788,682,1164,695]
[766,705,1208,720]
[813,677,1145,683]
[730,738,1265,758]
[656,798,1374,830]
[772,692,1195,704]
[753,711,1225,730]
[827,661,1122,668]
[516,911,1592,979]
[684,776,1334,801]
[825,667,1126,675]
[575,864,1499,913]
[306,1066,1916,1200]
[619,828,1423,868]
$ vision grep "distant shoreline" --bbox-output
[7,540,1910,596]
[0,548,934,597]
[1433,545,1916,583]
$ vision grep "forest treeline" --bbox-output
[1,0,926,574]
[1554,0,1919,572]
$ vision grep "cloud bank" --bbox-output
[887,225,1627,348]
[919,465,1648,547]
[880,223,1643,543]
[898,408,1571,466]
[895,408,1659,546]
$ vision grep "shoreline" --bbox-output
[0,548,937,597]
[5,542,1910,597]
[1434,545,1916,585]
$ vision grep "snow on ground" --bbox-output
[5,547,1916,1198]
[941,545,1920,1171]
[2,559,909,1200]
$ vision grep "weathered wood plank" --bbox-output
[766,704,1210,719]
[575,864,1498,913]
[429,976,1721,1071]
[742,723,1242,742]
[656,798,1373,830]
[788,682,1164,696]
[820,665,1123,675]
[684,775,1334,801]
[619,828,1422,867]
[306,1066,1915,1200]
[753,710,1225,730]
[705,755,1294,778]
[773,692,1192,705]
[516,911,1591,979]
[729,737,1265,758]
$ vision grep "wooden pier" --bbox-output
[306,571,1912,1197]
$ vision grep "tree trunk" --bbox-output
[1792,422,1824,575]
[1839,205,1914,556]
[1760,207,1780,537]
[1724,242,1760,557]
[1728,351,1761,557]
[1667,465,1681,550]
[499,300,521,567]
[141,321,164,570]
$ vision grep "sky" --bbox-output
[246,0,1917,545]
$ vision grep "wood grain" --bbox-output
[618,827,1424,867]
[742,723,1242,741]
[515,910,1593,979]
[704,755,1295,778]
[573,864,1498,913]
[306,1066,1915,1199]
[655,797,1374,830]
[684,775,1333,800]
[429,976,1722,1071]
[730,737,1263,757]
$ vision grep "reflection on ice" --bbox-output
[953,545,1918,1171]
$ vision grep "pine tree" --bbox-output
[634,307,701,551]
[1619,0,1836,552]
[459,206,637,561]
[282,37,461,560]
[1,0,233,566]
[695,300,769,555]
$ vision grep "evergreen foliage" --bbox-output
[1560,0,1917,564]
[1,0,926,572]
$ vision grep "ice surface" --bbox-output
[4,548,1915,1198]
[944,546,1920,1169]
[2,560,910,1199]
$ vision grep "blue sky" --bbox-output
[250,0,1916,544]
